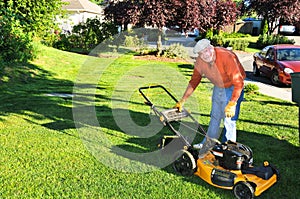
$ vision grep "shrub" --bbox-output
[222,32,252,38]
[0,10,36,63]
[137,47,157,56]
[227,40,249,51]
[163,43,189,59]
[53,34,73,51]
[211,35,226,47]
[205,28,214,40]
[196,31,251,51]
[40,30,61,47]
[54,19,118,52]
[244,83,259,94]
[256,34,295,48]
[124,35,145,48]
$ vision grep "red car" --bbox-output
[253,44,300,85]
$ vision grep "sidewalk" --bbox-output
[244,78,292,101]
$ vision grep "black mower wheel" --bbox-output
[233,181,255,199]
[172,150,196,176]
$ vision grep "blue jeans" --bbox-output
[201,86,244,144]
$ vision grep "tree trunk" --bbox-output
[156,30,163,56]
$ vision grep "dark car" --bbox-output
[253,44,300,85]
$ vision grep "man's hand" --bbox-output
[174,99,185,112]
[224,101,237,118]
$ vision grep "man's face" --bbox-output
[199,45,214,63]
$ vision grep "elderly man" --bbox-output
[175,39,245,149]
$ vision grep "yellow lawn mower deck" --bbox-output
[172,141,279,199]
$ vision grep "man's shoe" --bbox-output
[193,143,203,150]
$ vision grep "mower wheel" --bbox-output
[172,150,196,176]
[233,181,254,199]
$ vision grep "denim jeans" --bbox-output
[201,85,244,144]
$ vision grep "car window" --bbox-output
[277,48,300,61]
[260,46,270,58]
[290,49,300,61]
[295,49,300,61]
[277,49,287,60]
[266,48,275,61]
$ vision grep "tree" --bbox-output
[140,0,176,54]
[105,0,176,54]
[171,0,239,35]
[104,0,142,31]
[243,0,300,34]
[170,0,240,35]
[172,0,201,32]
[1,0,64,38]
[196,0,239,34]
[70,19,118,51]
[214,0,240,31]
[0,0,64,63]
[0,9,34,63]
[104,0,240,52]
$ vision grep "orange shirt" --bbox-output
[189,47,246,101]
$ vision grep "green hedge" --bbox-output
[0,10,36,63]
[256,34,295,48]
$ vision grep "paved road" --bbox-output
[287,36,300,45]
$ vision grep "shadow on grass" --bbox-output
[248,41,258,49]
[0,62,77,134]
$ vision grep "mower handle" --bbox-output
[139,84,208,137]
[138,85,179,106]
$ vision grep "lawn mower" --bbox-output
[139,85,279,199]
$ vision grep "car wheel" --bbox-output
[172,149,196,176]
[233,181,255,199]
[271,70,280,85]
[253,62,260,76]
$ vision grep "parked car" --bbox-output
[253,44,300,85]
[279,25,296,35]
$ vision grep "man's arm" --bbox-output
[175,63,202,111]
[182,63,202,101]
[227,54,246,102]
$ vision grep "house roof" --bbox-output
[62,0,102,14]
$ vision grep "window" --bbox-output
[266,48,275,61]
[260,46,270,58]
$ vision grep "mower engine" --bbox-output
[211,141,253,170]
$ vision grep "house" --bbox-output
[58,0,104,33]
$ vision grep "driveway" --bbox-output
[287,36,300,45]
[235,52,292,102]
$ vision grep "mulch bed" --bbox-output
[133,55,191,63]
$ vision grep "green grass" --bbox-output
[0,44,299,198]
